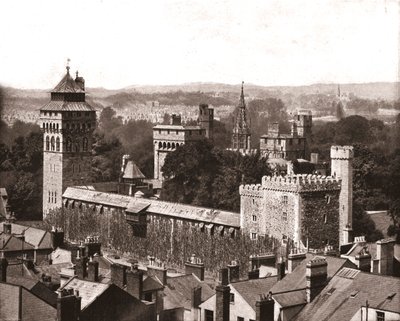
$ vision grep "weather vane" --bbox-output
[66,58,71,72]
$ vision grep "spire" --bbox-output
[239,81,246,108]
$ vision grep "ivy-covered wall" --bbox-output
[300,191,340,249]
[45,206,278,276]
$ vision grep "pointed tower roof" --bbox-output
[52,65,85,93]
[233,81,250,134]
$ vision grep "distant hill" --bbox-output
[1,82,398,116]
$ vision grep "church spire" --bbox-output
[239,81,246,108]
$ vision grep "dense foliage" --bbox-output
[45,206,277,276]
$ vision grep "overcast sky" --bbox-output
[0,0,398,89]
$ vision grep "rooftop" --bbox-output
[0,222,53,249]
[40,100,96,112]
[295,269,400,321]
[122,160,146,180]
[52,69,84,93]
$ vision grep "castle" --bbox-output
[259,110,312,161]
[39,68,354,253]
[40,65,96,217]
[240,145,353,249]
[153,104,214,180]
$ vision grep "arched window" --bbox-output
[167,142,171,149]
[75,141,80,152]
[42,123,45,130]
[83,137,88,151]
[56,137,60,151]
[50,136,55,151]
[159,142,162,148]
[66,137,72,152]
[56,123,59,131]
[163,142,166,148]
[46,123,49,130]
[82,123,86,131]
[46,136,50,150]
[172,143,176,149]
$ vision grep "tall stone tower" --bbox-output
[198,104,214,140]
[232,82,251,150]
[330,145,354,245]
[294,110,312,159]
[40,65,96,217]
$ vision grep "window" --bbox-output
[283,195,288,205]
[83,137,88,151]
[167,130,170,134]
[376,311,385,321]
[48,191,50,203]
[46,136,50,150]
[230,293,235,303]
[56,137,60,151]
[205,310,214,321]
[323,213,328,224]
[283,212,287,221]
[54,192,57,203]
[158,130,161,134]
[77,112,81,117]
[325,195,331,204]
[189,130,192,135]
[251,232,257,240]
[144,292,152,302]
[50,136,55,151]
[176,130,179,135]
[85,112,90,117]
[252,215,257,222]
[237,317,244,321]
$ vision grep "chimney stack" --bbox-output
[355,247,371,272]
[256,292,275,321]
[51,227,64,249]
[84,236,101,257]
[306,257,328,303]
[215,268,230,321]
[376,239,395,275]
[276,259,286,281]
[111,263,127,288]
[75,256,88,280]
[248,268,260,280]
[87,258,99,282]
[126,264,143,300]
[147,257,167,285]
[287,250,306,273]
[171,114,182,125]
[3,222,11,235]
[185,254,205,281]
[57,288,81,321]
[0,254,8,282]
[227,260,240,282]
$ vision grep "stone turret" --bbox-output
[330,146,354,245]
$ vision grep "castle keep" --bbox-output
[153,104,213,180]
[40,66,96,217]
[240,145,353,249]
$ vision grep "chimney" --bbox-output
[191,286,202,308]
[310,153,319,164]
[376,239,395,275]
[276,259,286,281]
[51,227,64,249]
[147,258,167,285]
[57,288,81,321]
[171,114,182,125]
[87,259,99,282]
[111,263,127,288]
[287,250,306,273]
[215,268,230,321]
[256,292,274,321]
[248,268,260,280]
[323,245,337,257]
[0,254,8,282]
[185,254,205,281]
[249,253,276,271]
[74,71,85,91]
[84,236,101,257]
[3,222,11,235]
[227,260,240,282]
[306,257,328,303]
[126,264,143,300]
[78,243,86,258]
[75,256,88,280]
[355,246,371,272]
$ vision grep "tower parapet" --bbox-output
[330,145,354,160]
[260,174,341,193]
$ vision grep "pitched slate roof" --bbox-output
[163,274,214,310]
[52,70,84,93]
[230,276,278,311]
[143,275,164,292]
[0,233,35,252]
[63,187,241,227]
[0,222,53,249]
[60,276,110,310]
[270,254,356,294]
[123,160,146,180]
[40,100,95,112]
[295,269,400,321]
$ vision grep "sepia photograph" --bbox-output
[0,0,399,320]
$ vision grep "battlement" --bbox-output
[239,184,263,197]
[261,174,341,192]
[330,145,354,159]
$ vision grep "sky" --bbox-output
[0,0,398,89]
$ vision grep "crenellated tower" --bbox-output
[232,82,251,150]
[40,64,96,217]
[330,145,354,245]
